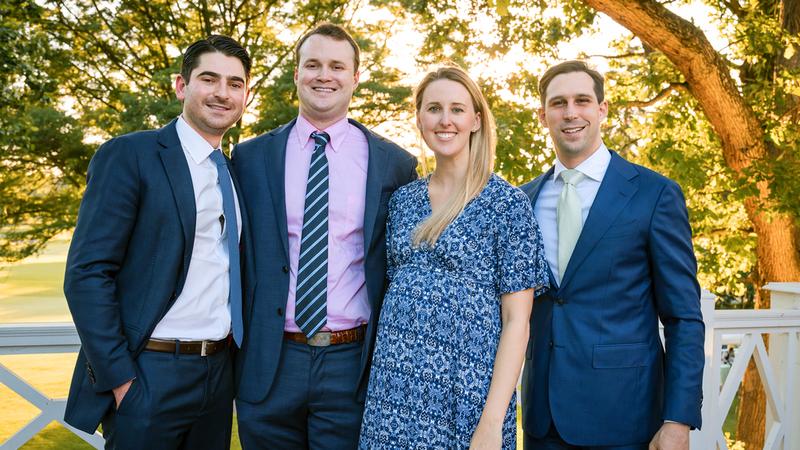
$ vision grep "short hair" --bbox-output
[181,35,252,82]
[295,22,360,72]
[538,60,604,104]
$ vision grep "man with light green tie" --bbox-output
[520,60,705,450]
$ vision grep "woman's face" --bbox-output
[416,78,480,160]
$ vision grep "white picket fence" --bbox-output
[1,283,799,449]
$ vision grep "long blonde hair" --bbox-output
[412,65,496,247]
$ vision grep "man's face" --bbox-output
[175,51,249,145]
[295,34,359,128]
[539,71,607,166]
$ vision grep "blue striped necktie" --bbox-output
[295,131,330,338]
[209,149,244,346]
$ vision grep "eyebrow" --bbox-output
[195,71,246,84]
[303,57,348,66]
[548,93,594,102]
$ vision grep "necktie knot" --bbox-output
[311,131,331,150]
[560,169,584,187]
[209,149,226,167]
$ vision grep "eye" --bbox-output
[551,99,565,107]
[452,106,465,113]
[230,82,243,89]
[305,62,318,69]
[427,105,441,112]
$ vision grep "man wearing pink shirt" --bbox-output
[231,23,418,448]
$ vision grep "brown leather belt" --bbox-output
[144,336,231,356]
[283,325,366,347]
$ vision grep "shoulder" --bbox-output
[610,152,682,193]
[390,177,426,204]
[488,174,533,206]
[236,121,294,154]
[92,128,160,165]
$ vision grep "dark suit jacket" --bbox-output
[520,151,704,446]
[230,118,417,403]
[62,119,246,433]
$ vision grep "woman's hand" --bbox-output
[469,419,502,450]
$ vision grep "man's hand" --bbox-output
[649,422,690,450]
[112,379,134,409]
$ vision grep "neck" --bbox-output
[431,151,469,189]
[300,111,347,131]
[557,141,603,169]
[181,115,224,148]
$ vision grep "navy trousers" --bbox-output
[524,424,649,450]
[101,347,233,450]
[236,340,364,450]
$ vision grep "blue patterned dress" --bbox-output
[359,174,549,449]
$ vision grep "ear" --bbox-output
[472,111,481,132]
[175,74,187,102]
[294,67,299,85]
[537,107,548,128]
[598,100,609,121]
[353,69,360,87]
[416,114,422,132]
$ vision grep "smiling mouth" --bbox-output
[206,103,231,111]
[562,125,586,135]
[435,132,457,140]
[312,87,336,93]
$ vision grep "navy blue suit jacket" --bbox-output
[520,151,704,446]
[230,119,417,404]
[63,119,247,433]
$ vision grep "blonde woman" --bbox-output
[359,66,549,449]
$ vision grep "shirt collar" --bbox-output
[294,114,350,153]
[552,142,610,183]
[176,116,218,164]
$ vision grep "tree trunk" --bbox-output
[581,0,800,445]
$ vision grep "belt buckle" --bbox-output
[307,332,331,347]
[201,340,208,356]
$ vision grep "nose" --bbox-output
[563,101,577,120]
[214,81,231,99]
[438,110,453,126]
[316,66,332,81]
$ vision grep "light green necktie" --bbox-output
[557,169,586,281]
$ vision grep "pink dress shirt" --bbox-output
[283,115,369,332]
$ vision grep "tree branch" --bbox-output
[621,82,687,108]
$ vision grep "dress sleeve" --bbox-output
[497,189,550,297]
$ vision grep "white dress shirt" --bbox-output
[533,144,611,285]
[150,116,241,341]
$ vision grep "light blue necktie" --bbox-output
[209,149,244,346]
[295,131,330,338]
[557,168,586,281]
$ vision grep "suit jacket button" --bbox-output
[549,341,554,348]
[556,298,565,305]
[277,307,284,316]
[282,266,289,273]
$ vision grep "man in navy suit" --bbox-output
[232,23,417,449]
[63,36,250,449]
[520,60,704,450]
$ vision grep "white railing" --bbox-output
[0,323,103,449]
[691,283,800,450]
[1,283,799,449]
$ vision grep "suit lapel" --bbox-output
[157,120,196,292]
[265,121,294,262]
[527,168,560,290]
[355,120,388,257]
[559,152,638,290]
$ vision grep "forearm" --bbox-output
[479,290,533,426]
[479,318,529,425]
